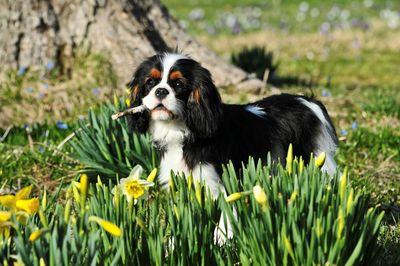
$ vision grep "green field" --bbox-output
[1,0,399,264]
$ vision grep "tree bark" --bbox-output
[0,0,263,90]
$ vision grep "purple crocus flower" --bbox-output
[341,129,348,136]
[17,66,26,76]
[321,89,332,97]
[351,121,358,129]
[46,62,55,71]
[56,121,68,130]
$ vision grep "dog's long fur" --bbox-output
[127,53,338,197]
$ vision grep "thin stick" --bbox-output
[111,105,146,120]
[0,125,13,142]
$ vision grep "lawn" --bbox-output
[0,0,399,265]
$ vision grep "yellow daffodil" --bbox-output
[89,216,122,237]
[315,152,326,168]
[64,199,71,223]
[225,192,242,203]
[0,212,14,239]
[125,98,131,107]
[187,174,193,191]
[0,185,33,211]
[96,176,103,186]
[299,156,304,175]
[80,174,88,210]
[40,258,46,266]
[0,211,11,222]
[346,189,354,215]
[29,228,48,242]
[146,168,157,182]
[15,185,33,200]
[195,181,202,206]
[284,236,295,260]
[288,191,298,205]
[16,198,40,215]
[286,144,293,175]
[118,165,154,203]
[0,195,17,210]
[337,209,345,238]
[339,168,348,201]
[253,185,268,206]
[42,189,47,211]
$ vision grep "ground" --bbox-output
[0,0,399,264]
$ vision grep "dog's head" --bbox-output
[127,53,222,138]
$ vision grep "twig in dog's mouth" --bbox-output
[111,105,146,120]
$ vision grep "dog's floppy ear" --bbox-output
[126,77,150,134]
[185,66,223,138]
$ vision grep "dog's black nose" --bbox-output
[155,88,169,99]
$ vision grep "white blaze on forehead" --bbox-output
[142,53,187,111]
[160,53,187,83]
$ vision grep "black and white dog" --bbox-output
[127,53,338,197]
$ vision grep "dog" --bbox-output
[127,52,338,198]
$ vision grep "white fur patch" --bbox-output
[245,105,265,118]
[298,98,338,175]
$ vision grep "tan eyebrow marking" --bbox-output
[149,68,161,79]
[169,70,183,80]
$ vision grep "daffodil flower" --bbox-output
[0,211,15,239]
[16,198,40,215]
[117,165,154,203]
[0,185,33,211]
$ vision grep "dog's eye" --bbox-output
[146,78,155,87]
[174,80,184,89]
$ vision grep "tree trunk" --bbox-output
[0,0,263,90]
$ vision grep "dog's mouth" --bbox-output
[153,104,167,111]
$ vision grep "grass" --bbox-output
[1,0,399,264]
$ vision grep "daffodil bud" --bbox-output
[253,185,268,206]
[284,236,295,260]
[72,185,80,205]
[125,98,131,107]
[195,181,202,206]
[286,144,293,174]
[340,168,348,201]
[80,174,88,211]
[337,209,344,238]
[89,216,122,237]
[299,156,304,175]
[187,174,193,191]
[315,152,326,168]
[41,189,47,211]
[64,199,71,224]
[29,228,48,242]
[346,189,354,215]
[225,192,242,203]
[96,176,103,187]
[147,168,157,182]
[39,209,48,228]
